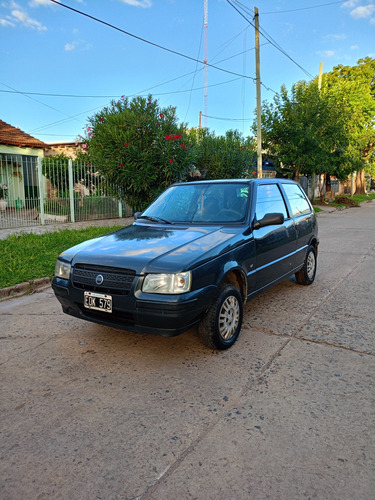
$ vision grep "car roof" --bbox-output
[172,178,297,186]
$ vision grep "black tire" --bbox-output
[295,245,317,285]
[198,284,243,350]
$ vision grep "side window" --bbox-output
[282,183,311,217]
[255,184,288,221]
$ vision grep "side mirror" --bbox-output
[253,212,285,230]
[134,212,142,220]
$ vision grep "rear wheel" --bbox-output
[295,245,317,285]
[198,284,243,350]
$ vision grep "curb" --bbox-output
[0,277,51,302]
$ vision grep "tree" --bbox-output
[189,128,256,180]
[259,79,356,186]
[82,95,196,210]
[259,58,375,196]
[325,57,375,193]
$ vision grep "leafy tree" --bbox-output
[259,58,375,195]
[259,79,356,184]
[189,128,256,179]
[324,57,375,193]
[81,95,195,210]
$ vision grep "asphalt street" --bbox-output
[1,202,374,499]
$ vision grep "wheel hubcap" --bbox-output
[307,251,316,279]
[218,295,240,340]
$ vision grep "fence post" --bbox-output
[118,199,123,218]
[68,159,75,223]
[37,156,45,225]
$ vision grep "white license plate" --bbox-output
[84,291,112,313]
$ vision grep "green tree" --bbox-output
[259,58,375,195]
[189,128,256,180]
[82,95,195,210]
[259,79,356,185]
[325,57,375,193]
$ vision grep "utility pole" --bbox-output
[254,7,262,178]
[311,62,324,202]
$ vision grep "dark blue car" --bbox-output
[52,179,319,349]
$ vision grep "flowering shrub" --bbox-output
[83,95,195,210]
[0,183,8,199]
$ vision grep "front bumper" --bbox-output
[52,277,216,337]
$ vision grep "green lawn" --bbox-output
[0,225,123,289]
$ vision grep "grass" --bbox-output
[0,225,123,289]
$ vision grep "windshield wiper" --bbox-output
[137,215,173,224]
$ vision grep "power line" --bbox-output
[51,0,255,82]
[262,0,346,15]
[226,0,314,80]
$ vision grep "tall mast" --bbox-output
[204,0,208,128]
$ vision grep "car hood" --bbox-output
[59,222,245,274]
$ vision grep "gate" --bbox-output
[0,155,132,229]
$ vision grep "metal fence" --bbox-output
[0,154,132,229]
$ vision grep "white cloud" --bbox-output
[11,8,46,30]
[342,0,361,7]
[324,33,347,40]
[350,44,359,49]
[0,17,14,27]
[64,39,92,52]
[117,0,152,7]
[350,4,375,18]
[316,50,335,57]
[29,0,55,6]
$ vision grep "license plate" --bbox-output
[84,291,112,313]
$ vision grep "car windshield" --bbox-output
[141,183,250,224]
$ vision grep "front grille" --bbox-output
[72,264,136,295]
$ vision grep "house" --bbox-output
[0,119,48,208]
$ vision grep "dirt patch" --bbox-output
[333,197,358,207]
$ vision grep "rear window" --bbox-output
[282,183,311,217]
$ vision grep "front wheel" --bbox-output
[295,245,317,285]
[198,284,243,350]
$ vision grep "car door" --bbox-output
[281,182,315,269]
[252,183,297,291]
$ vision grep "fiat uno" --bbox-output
[52,179,319,349]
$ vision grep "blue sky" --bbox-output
[0,0,374,144]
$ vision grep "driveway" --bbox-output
[1,203,374,499]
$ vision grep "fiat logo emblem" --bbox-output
[95,274,104,285]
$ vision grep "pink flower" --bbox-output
[169,158,173,163]
[119,163,124,167]
[124,142,130,147]
[99,118,104,122]
[181,144,186,149]
[82,144,87,149]
[87,127,91,132]
[165,135,171,140]
[147,101,152,106]
[159,113,164,118]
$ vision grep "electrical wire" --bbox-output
[226,0,314,79]
[262,0,346,15]
[51,0,255,82]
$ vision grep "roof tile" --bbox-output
[0,119,47,149]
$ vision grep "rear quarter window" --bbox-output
[282,183,311,217]
[255,184,288,220]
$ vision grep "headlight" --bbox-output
[142,272,191,294]
[54,259,71,280]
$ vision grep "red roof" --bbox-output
[0,119,47,149]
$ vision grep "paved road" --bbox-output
[1,203,374,499]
